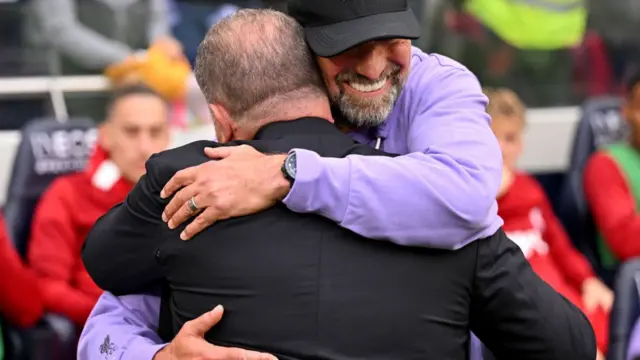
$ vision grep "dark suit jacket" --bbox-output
[83,117,596,360]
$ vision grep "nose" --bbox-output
[136,134,155,158]
[353,43,388,80]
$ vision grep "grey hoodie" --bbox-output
[26,0,170,74]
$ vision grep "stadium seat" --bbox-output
[0,219,78,360]
[3,118,97,257]
[2,314,77,360]
[608,258,640,360]
[555,96,627,283]
[1,118,96,360]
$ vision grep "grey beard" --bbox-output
[332,83,400,128]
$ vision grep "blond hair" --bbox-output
[483,88,526,122]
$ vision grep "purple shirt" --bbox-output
[628,318,640,360]
[78,47,503,360]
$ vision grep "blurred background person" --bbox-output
[430,0,586,107]
[584,72,640,271]
[587,0,640,90]
[26,85,170,328]
[24,0,188,121]
[486,87,612,358]
[0,212,44,360]
[169,0,261,66]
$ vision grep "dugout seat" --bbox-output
[608,258,640,360]
[3,117,96,256]
[1,118,96,360]
[555,96,627,283]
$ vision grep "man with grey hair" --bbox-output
[193,9,327,126]
[81,8,595,360]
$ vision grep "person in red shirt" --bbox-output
[485,88,612,358]
[0,212,44,328]
[27,85,171,326]
[584,72,640,262]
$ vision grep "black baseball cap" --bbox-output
[288,0,421,57]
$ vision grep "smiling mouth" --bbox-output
[346,78,389,93]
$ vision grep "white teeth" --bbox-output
[348,78,387,92]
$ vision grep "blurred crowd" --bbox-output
[0,0,638,118]
[1,0,640,359]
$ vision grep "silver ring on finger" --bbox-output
[187,197,200,213]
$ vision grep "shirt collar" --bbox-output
[254,117,338,140]
[331,108,390,142]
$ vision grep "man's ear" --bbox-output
[210,103,235,143]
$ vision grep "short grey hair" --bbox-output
[194,9,326,122]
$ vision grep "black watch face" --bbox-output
[286,153,297,179]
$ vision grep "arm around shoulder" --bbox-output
[283,66,502,248]
[83,154,175,295]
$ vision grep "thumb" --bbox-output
[205,147,234,159]
[184,305,224,336]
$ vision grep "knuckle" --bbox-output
[210,202,224,213]
[203,176,216,186]
[182,319,194,329]
[229,348,245,359]
[166,203,178,215]
[174,170,186,180]
[179,207,190,218]
[173,189,186,201]
[218,198,234,211]
[196,177,209,187]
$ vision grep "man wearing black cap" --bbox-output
[148,0,503,268]
[291,0,422,58]
[79,6,596,360]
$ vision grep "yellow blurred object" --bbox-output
[104,54,145,84]
[150,36,187,63]
[104,48,191,102]
[136,48,191,101]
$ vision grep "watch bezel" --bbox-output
[285,152,297,179]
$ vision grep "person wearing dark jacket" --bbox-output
[81,9,597,360]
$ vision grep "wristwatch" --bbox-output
[281,151,297,185]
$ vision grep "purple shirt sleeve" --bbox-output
[628,318,640,360]
[283,62,503,248]
[78,292,165,360]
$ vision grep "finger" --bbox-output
[211,346,278,360]
[165,186,200,227]
[161,167,198,199]
[168,192,205,230]
[244,350,278,360]
[180,207,219,240]
[183,305,224,336]
[204,146,236,159]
